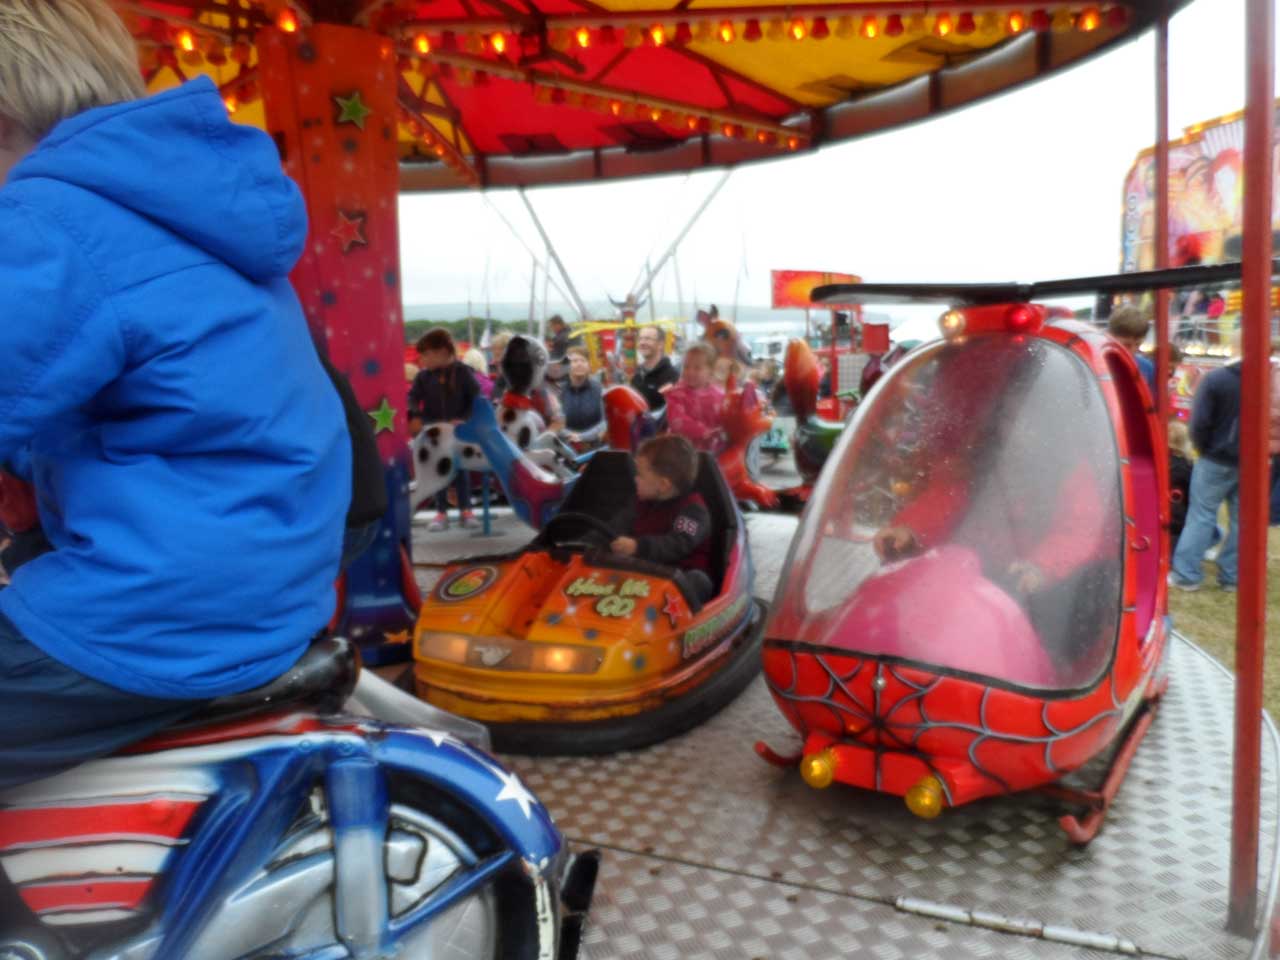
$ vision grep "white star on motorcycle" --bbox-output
[492,767,537,820]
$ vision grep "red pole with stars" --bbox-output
[259,24,418,659]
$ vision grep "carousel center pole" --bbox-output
[1229,0,1274,934]
[259,23,419,663]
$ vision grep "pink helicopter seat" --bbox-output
[825,545,1059,689]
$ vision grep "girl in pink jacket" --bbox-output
[666,342,726,454]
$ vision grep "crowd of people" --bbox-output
[401,317,796,530]
[1109,303,1280,594]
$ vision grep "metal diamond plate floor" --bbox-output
[413,512,1279,959]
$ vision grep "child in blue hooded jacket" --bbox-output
[0,0,350,787]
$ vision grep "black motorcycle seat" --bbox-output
[173,636,360,730]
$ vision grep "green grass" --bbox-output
[1168,526,1280,714]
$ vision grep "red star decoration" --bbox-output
[662,592,682,627]
[331,210,367,252]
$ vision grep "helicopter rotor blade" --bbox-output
[810,260,1280,307]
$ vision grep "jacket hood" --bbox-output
[12,77,305,282]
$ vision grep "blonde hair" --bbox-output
[0,0,144,140]
[1168,420,1193,459]
[461,348,488,376]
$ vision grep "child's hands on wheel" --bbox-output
[610,536,637,556]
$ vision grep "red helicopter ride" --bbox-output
[756,271,1192,845]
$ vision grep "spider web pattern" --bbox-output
[763,646,1126,801]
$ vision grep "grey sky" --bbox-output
[398,0,1266,318]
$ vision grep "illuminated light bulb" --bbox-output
[834,14,855,37]
[859,14,878,38]
[686,114,700,131]
[1007,10,1027,32]
[276,7,299,33]
[956,11,976,34]
[414,33,431,54]
[743,18,763,40]
[489,31,507,53]
[722,121,735,137]
[649,23,666,45]
[940,310,967,339]
[789,17,807,40]
[1076,6,1102,30]
[433,143,446,157]
[719,19,736,42]
[933,12,954,36]
[884,13,905,35]
[223,93,238,114]
[800,749,837,789]
[575,26,591,47]
[177,29,196,52]
[787,135,801,150]
[650,107,664,122]
[810,16,830,39]
[609,99,624,116]
[905,776,945,819]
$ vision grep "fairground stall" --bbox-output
[83,1,1280,956]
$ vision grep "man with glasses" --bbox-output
[631,325,680,412]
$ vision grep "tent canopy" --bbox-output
[123,0,1174,190]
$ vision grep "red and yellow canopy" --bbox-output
[118,0,1173,190]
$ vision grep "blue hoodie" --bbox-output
[0,78,351,700]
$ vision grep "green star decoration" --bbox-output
[368,398,396,433]
[334,91,373,129]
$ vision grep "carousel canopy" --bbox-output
[120,0,1177,191]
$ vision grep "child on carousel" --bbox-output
[0,0,350,787]
[666,342,726,454]
[409,328,482,531]
[610,435,715,604]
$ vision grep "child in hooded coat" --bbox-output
[0,0,349,787]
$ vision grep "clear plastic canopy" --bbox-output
[768,334,1124,692]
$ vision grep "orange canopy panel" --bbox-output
[121,0,1175,191]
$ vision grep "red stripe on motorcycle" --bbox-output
[0,798,201,850]
[20,877,152,915]
[124,711,363,753]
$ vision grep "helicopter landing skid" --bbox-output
[1038,674,1170,846]
[754,739,804,767]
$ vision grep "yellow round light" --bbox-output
[800,749,837,789]
[939,310,967,339]
[490,32,507,54]
[905,775,945,819]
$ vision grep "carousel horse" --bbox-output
[697,304,752,367]
[784,339,846,489]
[496,335,578,478]
[409,398,574,528]
[718,373,778,509]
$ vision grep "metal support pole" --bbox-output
[519,188,591,320]
[1229,0,1274,934]
[1153,7,1171,428]
[528,255,537,335]
[629,170,733,302]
